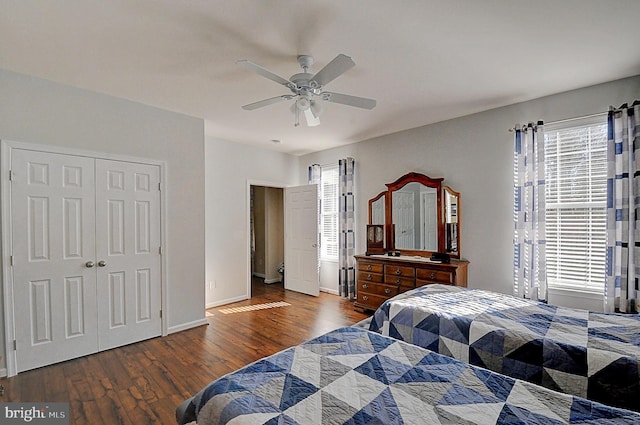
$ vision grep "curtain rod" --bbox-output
[507,111,606,132]
[546,111,607,126]
[507,101,638,133]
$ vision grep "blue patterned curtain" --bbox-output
[513,121,547,301]
[605,101,640,313]
[338,158,356,299]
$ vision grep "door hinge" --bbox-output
[8,170,13,181]
[10,255,13,266]
[13,340,16,351]
[159,310,162,319]
[159,246,162,255]
[158,182,161,191]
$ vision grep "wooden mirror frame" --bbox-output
[386,172,443,257]
[367,172,461,258]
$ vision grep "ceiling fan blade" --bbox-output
[241,95,291,110]
[322,92,376,110]
[303,108,320,127]
[310,54,355,87]
[237,60,293,87]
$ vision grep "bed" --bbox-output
[368,284,640,412]
[176,326,640,424]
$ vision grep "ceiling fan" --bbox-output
[237,54,376,127]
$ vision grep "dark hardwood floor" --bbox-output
[0,278,368,424]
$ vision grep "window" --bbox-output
[544,116,607,293]
[320,164,339,260]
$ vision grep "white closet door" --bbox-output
[94,159,161,350]
[11,149,98,372]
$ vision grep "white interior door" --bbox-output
[11,149,99,372]
[95,159,162,350]
[284,184,319,296]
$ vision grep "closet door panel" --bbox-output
[11,149,98,372]
[94,159,161,350]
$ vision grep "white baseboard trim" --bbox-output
[168,318,209,334]
[252,272,266,278]
[320,287,339,295]
[264,277,282,284]
[206,294,249,309]
[0,368,6,378]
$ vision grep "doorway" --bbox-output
[250,185,284,295]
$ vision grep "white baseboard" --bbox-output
[206,294,249,309]
[320,287,339,295]
[264,277,282,284]
[252,272,266,278]
[0,367,6,378]
[167,318,209,334]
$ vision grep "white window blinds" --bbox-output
[320,165,339,259]
[544,116,607,293]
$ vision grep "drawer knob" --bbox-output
[384,288,391,294]
[367,274,372,280]
[362,283,369,289]
[367,265,372,271]
[396,278,401,284]
[395,269,401,275]
[430,272,436,279]
[362,295,369,301]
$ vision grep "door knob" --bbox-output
[98,260,107,267]
[85,261,95,268]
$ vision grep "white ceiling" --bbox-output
[2,1,639,155]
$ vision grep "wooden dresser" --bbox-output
[354,254,469,312]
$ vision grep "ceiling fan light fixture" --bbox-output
[295,97,311,111]
[290,102,301,127]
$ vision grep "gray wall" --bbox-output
[300,75,640,309]
[0,69,206,371]
[204,137,299,307]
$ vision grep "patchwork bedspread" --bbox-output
[369,284,640,412]
[178,326,640,424]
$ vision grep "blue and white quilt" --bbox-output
[178,326,640,424]
[369,284,640,412]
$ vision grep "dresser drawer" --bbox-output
[384,274,415,288]
[416,268,454,284]
[384,264,415,278]
[357,271,384,283]
[358,262,384,273]
[358,281,399,297]
[355,292,390,311]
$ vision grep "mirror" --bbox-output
[367,172,461,258]
[443,186,460,256]
[368,191,386,225]
[392,182,438,251]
